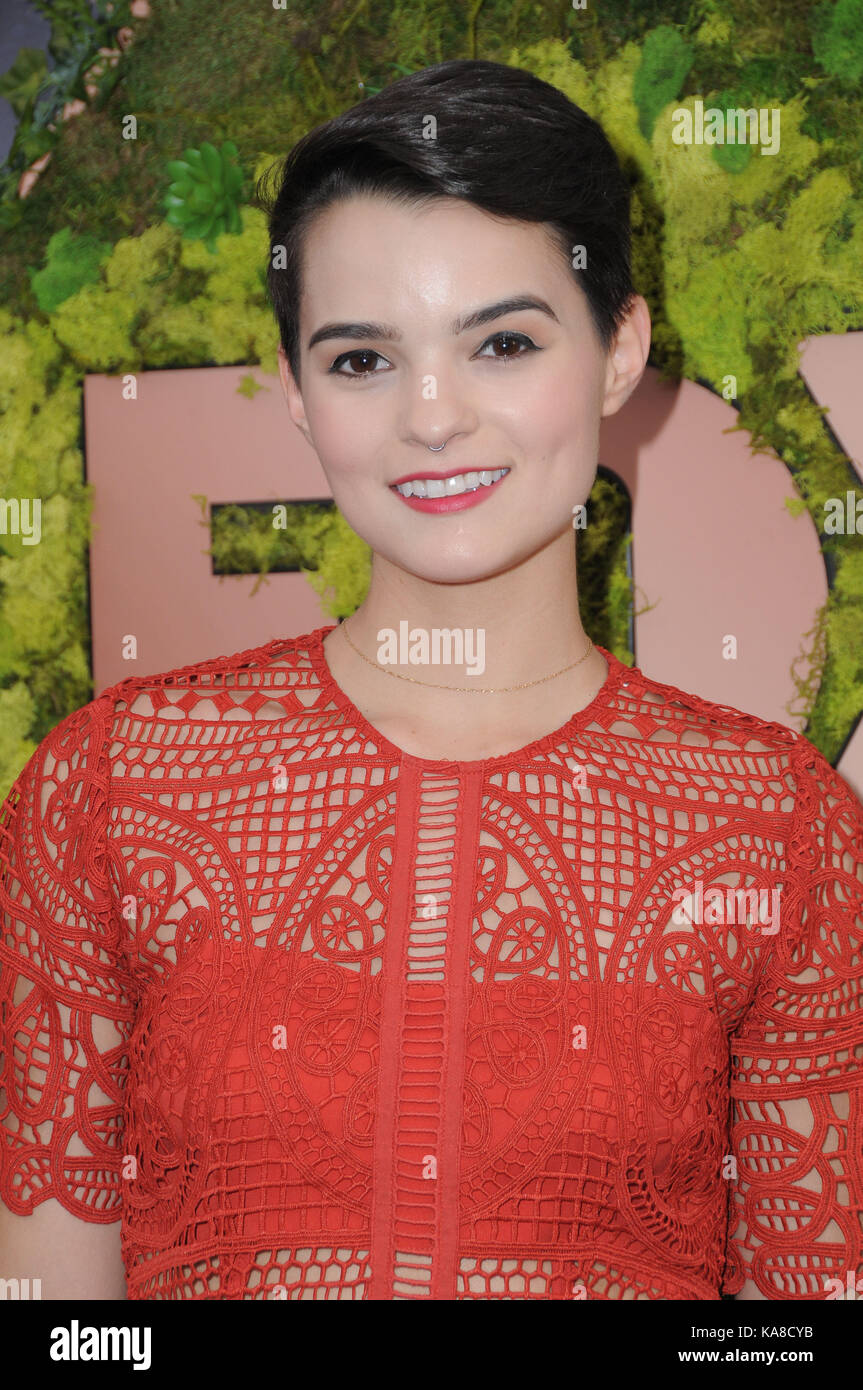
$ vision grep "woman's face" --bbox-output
[279,193,640,585]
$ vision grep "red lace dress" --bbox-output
[1,624,861,1301]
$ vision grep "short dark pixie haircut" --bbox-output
[255,59,635,385]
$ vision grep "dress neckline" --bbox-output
[304,622,632,771]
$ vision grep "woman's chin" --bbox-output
[373,548,525,587]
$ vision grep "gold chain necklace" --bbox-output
[340,617,594,694]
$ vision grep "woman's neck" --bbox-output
[320,529,610,757]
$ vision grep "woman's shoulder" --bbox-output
[95,624,333,719]
[590,649,863,819]
[589,657,863,858]
[603,652,806,764]
[0,627,335,794]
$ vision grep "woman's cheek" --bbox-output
[305,397,373,478]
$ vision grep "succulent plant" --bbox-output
[164,141,244,252]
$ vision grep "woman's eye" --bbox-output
[475,331,538,361]
[329,350,389,379]
[328,331,538,379]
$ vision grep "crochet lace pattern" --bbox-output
[1,625,861,1300]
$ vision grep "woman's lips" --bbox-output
[389,471,510,514]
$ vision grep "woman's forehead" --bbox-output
[298,197,577,316]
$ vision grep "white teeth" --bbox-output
[394,467,509,499]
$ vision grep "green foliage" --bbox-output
[786,601,828,727]
[0,307,93,796]
[295,511,372,620]
[0,48,50,121]
[810,0,863,83]
[13,1,130,144]
[210,503,326,585]
[0,0,134,236]
[583,0,692,36]
[211,504,284,580]
[29,0,128,69]
[42,216,275,374]
[633,25,693,142]
[710,91,753,174]
[0,204,278,798]
[144,212,275,367]
[806,587,863,756]
[28,227,112,312]
[577,474,635,663]
[0,680,38,792]
[694,14,733,47]
[164,142,246,253]
[210,503,372,616]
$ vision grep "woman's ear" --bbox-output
[600,294,652,419]
[277,343,314,447]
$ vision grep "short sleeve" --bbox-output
[722,737,863,1299]
[0,694,138,1221]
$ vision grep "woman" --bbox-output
[1,59,861,1302]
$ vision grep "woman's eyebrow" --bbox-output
[306,294,559,350]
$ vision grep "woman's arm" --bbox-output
[0,694,136,1301]
[723,742,863,1301]
[732,1072,841,1300]
[0,1201,127,1300]
[734,1280,768,1300]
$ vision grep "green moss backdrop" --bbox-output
[0,0,861,798]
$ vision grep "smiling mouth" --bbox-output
[391,468,510,498]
